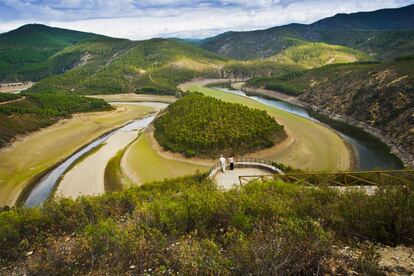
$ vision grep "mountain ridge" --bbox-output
[199,4,414,60]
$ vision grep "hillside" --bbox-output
[40,37,368,94]
[199,4,414,60]
[0,24,104,81]
[0,92,109,148]
[268,38,372,68]
[246,59,414,166]
[29,38,227,95]
[0,23,373,95]
[1,174,414,274]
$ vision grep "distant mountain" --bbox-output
[168,38,203,46]
[0,24,104,81]
[199,4,414,60]
[0,23,368,94]
[310,4,414,30]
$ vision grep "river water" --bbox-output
[215,87,403,170]
[24,114,158,207]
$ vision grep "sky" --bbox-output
[0,0,413,40]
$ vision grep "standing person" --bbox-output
[228,155,234,170]
[219,155,226,173]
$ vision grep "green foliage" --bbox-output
[1,174,413,273]
[0,92,110,147]
[0,24,103,81]
[154,93,286,157]
[104,149,127,192]
[268,38,372,68]
[29,38,226,95]
[0,93,22,103]
[227,218,331,274]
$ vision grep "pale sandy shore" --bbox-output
[56,131,139,198]
[0,103,155,206]
[0,82,35,93]
[91,93,176,103]
[55,102,167,199]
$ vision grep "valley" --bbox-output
[0,103,155,206]
[1,3,414,275]
[246,59,414,167]
[180,80,352,170]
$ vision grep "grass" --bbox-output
[0,104,154,207]
[104,148,133,192]
[124,132,209,183]
[180,82,351,171]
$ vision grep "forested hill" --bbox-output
[199,4,414,60]
[0,24,105,81]
[0,22,375,93]
[29,38,228,95]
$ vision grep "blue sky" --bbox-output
[0,0,413,39]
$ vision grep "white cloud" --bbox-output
[0,0,413,39]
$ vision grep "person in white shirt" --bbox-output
[228,156,234,170]
[219,155,226,173]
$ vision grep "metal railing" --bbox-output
[209,156,277,176]
[238,170,414,187]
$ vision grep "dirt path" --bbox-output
[0,82,34,93]
[0,96,26,105]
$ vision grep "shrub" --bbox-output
[227,218,332,275]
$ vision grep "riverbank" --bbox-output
[0,103,155,207]
[179,80,352,171]
[55,103,166,199]
[90,93,176,103]
[242,84,410,168]
[122,131,209,183]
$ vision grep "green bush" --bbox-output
[227,218,331,275]
[1,174,413,274]
[0,93,22,103]
[154,93,286,157]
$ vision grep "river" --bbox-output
[24,108,161,207]
[215,87,403,170]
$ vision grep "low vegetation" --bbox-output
[154,93,286,157]
[0,174,413,274]
[268,38,372,68]
[104,149,130,192]
[29,38,227,96]
[246,61,392,96]
[0,93,22,103]
[0,92,109,147]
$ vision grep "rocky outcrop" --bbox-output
[298,65,414,167]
